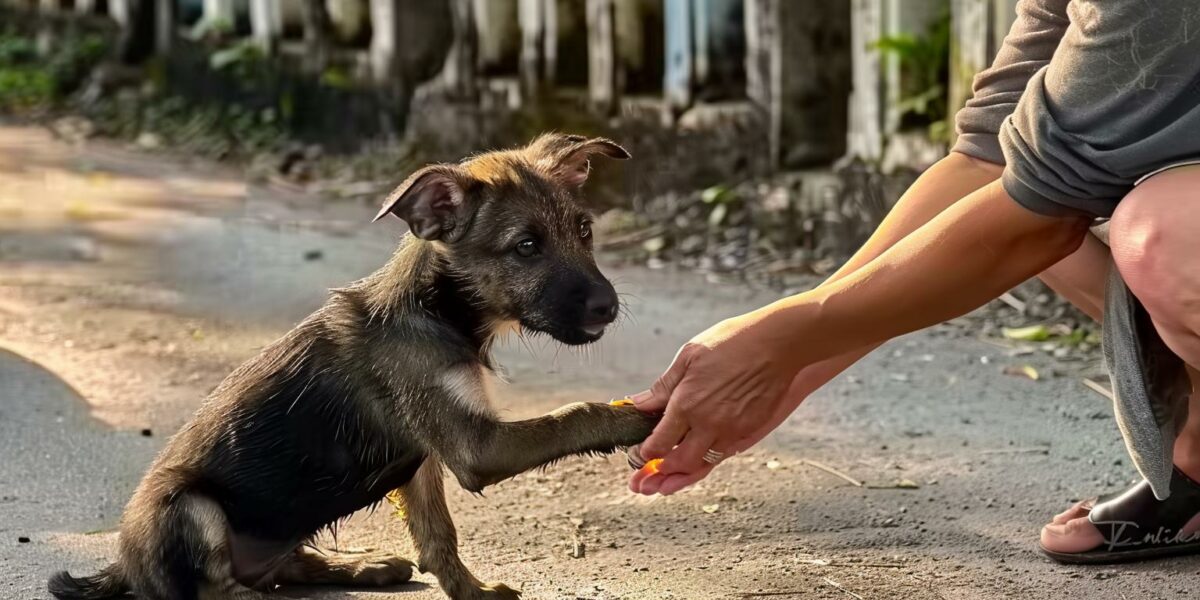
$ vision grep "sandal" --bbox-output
[1041,467,1200,564]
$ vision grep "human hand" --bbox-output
[626,310,803,495]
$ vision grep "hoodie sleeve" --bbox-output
[998,0,1200,218]
[952,0,1071,165]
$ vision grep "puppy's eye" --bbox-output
[514,239,540,257]
[580,221,592,241]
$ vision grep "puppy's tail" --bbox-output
[48,564,129,600]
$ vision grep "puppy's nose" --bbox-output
[584,290,619,323]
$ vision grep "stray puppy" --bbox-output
[50,134,657,600]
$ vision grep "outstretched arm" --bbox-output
[633,179,1089,494]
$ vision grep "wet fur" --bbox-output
[49,135,657,600]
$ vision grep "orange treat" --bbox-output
[639,458,664,475]
[609,397,635,407]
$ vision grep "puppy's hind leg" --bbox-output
[149,494,269,600]
[273,549,416,587]
[399,459,520,600]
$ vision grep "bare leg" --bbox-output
[1040,166,1200,553]
[273,549,415,587]
[398,459,520,600]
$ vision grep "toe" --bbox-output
[1050,499,1095,525]
[1041,515,1105,554]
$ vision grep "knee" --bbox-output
[1110,175,1199,328]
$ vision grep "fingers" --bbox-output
[658,430,718,474]
[628,389,664,414]
[648,345,692,409]
[638,408,688,461]
[658,468,714,495]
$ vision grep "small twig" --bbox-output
[801,459,863,487]
[998,291,1027,313]
[1081,378,1115,401]
[980,446,1050,455]
[494,554,547,566]
[734,592,806,598]
[822,577,864,600]
[797,559,905,569]
[908,574,949,600]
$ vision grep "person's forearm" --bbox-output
[761,180,1090,369]
[787,152,1002,394]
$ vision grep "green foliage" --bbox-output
[209,40,266,80]
[0,27,109,111]
[873,8,951,142]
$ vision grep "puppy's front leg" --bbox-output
[399,459,521,600]
[441,402,659,493]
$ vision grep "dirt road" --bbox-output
[0,124,1195,599]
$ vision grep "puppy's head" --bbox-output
[375,133,630,345]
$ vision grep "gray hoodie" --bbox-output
[954,0,1200,219]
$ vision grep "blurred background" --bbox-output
[0,0,1020,282]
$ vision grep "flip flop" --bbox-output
[1041,467,1200,564]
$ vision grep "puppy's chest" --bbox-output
[437,363,500,414]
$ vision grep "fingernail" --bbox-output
[626,444,646,469]
[630,390,652,405]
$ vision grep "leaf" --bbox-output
[1003,365,1040,381]
[642,236,666,253]
[1002,325,1051,342]
[708,203,728,227]
[700,185,734,205]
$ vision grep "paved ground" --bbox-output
[0,124,1197,599]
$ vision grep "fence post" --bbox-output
[586,0,617,112]
[441,0,479,97]
[518,0,554,96]
[108,0,129,25]
[663,0,692,114]
[845,0,884,162]
[949,0,990,143]
[202,0,235,29]
[250,0,282,53]
[154,0,175,53]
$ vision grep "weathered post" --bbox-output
[441,0,479,98]
[845,0,884,162]
[154,0,175,54]
[201,0,235,30]
[586,0,617,113]
[249,0,283,53]
[517,0,555,97]
[949,0,990,143]
[663,0,692,114]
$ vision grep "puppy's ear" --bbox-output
[540,135,630,187]
[373,165,473,241]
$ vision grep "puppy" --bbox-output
[49,134,658,600]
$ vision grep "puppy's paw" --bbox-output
[476,582,522,599]
[360,556,416,585]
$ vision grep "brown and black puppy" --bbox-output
[49,134,657,600]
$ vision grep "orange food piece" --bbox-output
[640,458,664,475]
[609,397,634,407]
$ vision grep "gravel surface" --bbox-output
[1,124,1197,599]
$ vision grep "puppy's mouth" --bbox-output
[580,323,607,337]
[520,318,610,345]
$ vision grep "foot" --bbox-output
[1041,467,1200,556]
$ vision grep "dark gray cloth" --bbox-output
[953,0,1200,219]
